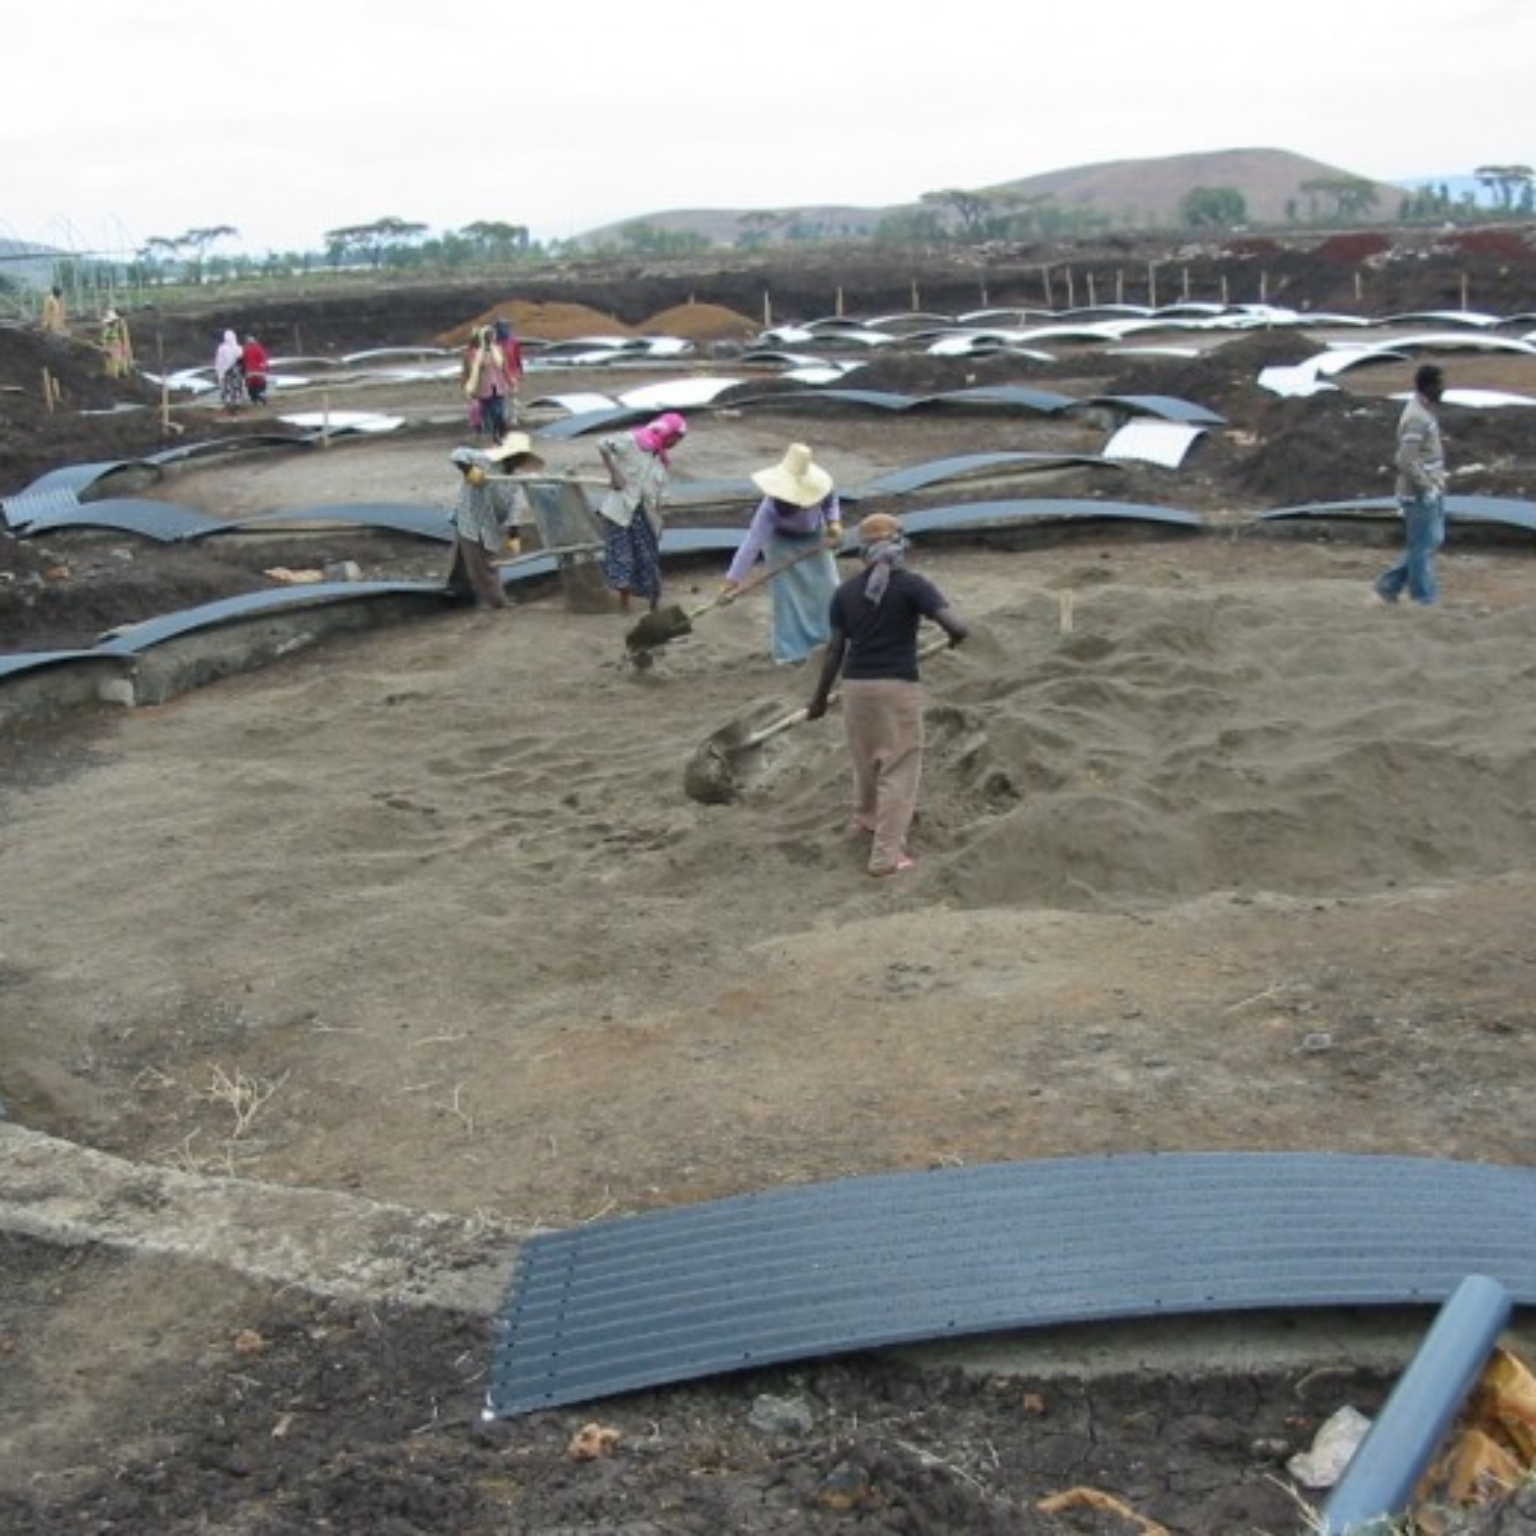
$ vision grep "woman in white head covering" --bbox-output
[213,329,245,414]
[719,443,843,665]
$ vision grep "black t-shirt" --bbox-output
[829,565,947,681]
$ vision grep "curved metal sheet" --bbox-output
[901,499,1202,534]
[1102,421,1207,469]
[17,497,227,542]
[0,649,121,680]
[486,1152,1536,1418]
[144,433,314,466]
[205,503,454,542]
[536,406,652,440]
[922,384,1077,414]
[853,452,1113,497]
[99,581,448,653]
[1078,394,1226,426]
[1261,495,1536,533]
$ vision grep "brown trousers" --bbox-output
[841,677,924,874]
[448,537,507,609]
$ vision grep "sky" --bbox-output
[3,0,1529,259]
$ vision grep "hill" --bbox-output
[580,145,1408,245]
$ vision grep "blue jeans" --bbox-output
[1375,491,1445,605]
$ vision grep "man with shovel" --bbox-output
[806,513,969,878]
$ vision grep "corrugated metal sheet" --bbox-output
[486,1153,1536,1419]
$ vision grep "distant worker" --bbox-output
[1373,362,1448,607]
[719,442,843,665]
[445,434,543,611]
[806,512,969,878]
[213,329,246,415]
[100,308,133,378]
[492,317,526,425]
[241,334,271,406]
[462,324,518,444]
[596,412,688,615]
[41,285,66,336]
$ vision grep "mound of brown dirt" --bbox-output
[641,300,760,342]
[436,299,642,349]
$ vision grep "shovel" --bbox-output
[683,633,953,805]
[625,540,830,656]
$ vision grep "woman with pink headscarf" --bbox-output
[595,412,687,613]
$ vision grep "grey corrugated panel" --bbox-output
[720,388,921,414]
[923,385,1078,414]
[0,649,120,680]
[486,1153,1536,1418]
[5,460,143,496]
[99,581,450,652]
[2,484,82,530]
[1078,394,1227,426]
[144,433,314,466]
[205,504,454,543]
[17,498,227,542]
[1262,495,1536,532]
[535,407,651,441]
[902,500,1202,535]
[852,452,1113,498]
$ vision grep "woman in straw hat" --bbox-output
[596,412,687,614]
[806,512,969,878]
[719,443,844,665]
[444,434,543,610]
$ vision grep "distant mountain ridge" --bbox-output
[581,146,1415,245]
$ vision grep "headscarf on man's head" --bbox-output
[634,411,688,465]
[857,512,907,604]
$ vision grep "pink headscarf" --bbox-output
[634,411,687,464]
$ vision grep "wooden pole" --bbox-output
[1260,270,1268,303]
[1115,269,1124,305]
[763,289,772,328]
[1181,267,1190,302]
[1064,265,1075,309]
[1221,274,1229,306]
[41,367,55,415]
[321,392,331,450]
[1042,265,1054,309]
[1147,262,1158,309]
[910,277,920,311]
[835,284,844,317]
[1087,271,1097,308]
[1460,271,1470,310]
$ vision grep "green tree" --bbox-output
[920,188,1008,243]
[1178,186,1248,230]
[1474,163,1535,212]
[323,217,429,269]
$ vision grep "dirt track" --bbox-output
[6,257,1536,1533]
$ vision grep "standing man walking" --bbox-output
[1374,363,1448,606]
[806,513,969,878]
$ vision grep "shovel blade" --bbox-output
[625,604,692,652]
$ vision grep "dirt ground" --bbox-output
[5,254,1536,1534]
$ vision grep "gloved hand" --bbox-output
[826,522,844,547]
[505,534,521,556]
[465,466,487,487]
[718,583,739,606]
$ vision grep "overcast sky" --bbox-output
[4,0,1528,257]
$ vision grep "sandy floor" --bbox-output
[5,343,1536,1532]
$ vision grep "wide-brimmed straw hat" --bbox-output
[484,433,538,463]
[752,443,833,507]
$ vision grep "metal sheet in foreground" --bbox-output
[486,1152,1536,1419]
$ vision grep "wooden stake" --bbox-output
[321,392,331,449]
[763,290,772,328]
[1147,262,1158,308]
[41,367,55,414]
[1087,271,1097,308]
[1064,265,1075,309]
[1460,271,1470,310]
[1058,590,1075,634]
[910,277,920,311]
[835,285,844,316]
[1042,265,1054,309]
